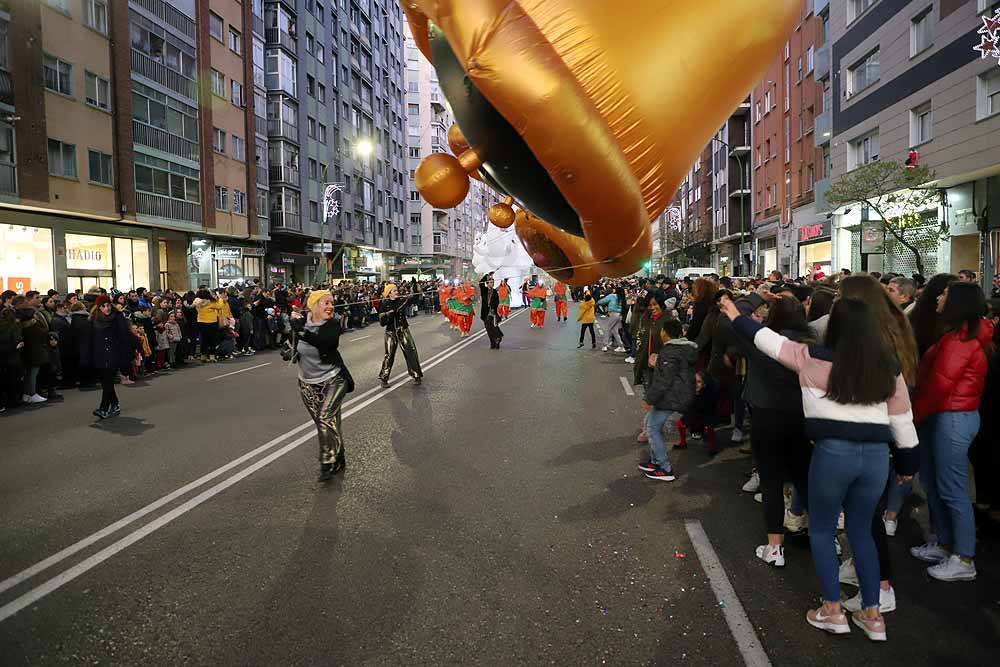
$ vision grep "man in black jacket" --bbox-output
[479,273,503,349]
[377,283,423,386]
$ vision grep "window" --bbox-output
[317,83,326,103]
[211,69,226,97]
[797,56,803,82]
[754,101,761,122]
[316,42,325,64]
[209,12,224,41]
[318,123,327,144]
[134,153,200,202]
[84,0,108,34]
[88,149,113,185]
[848,0,878,23]
[44,55,72,95]
[229,28,242,55]
[0,18,8,71]
[408,146,420,158]
[910,102,932,146]
[407,103,419,116]
[215,185,229,211]
[409,190,420,201]
[807,165,815,192]
[910,8,933,56]
[46,0,70,11]
[213,127,226,154]
[308,158,317,179]
[306,74,316,97]
[232,135,246,161]
[48,139,77,177]
[764,89,772,111]
[806,46,815,73]
[309,200,319,222]
[784,117,791,163]
[784,63,790,111]
[85,71,111,110]
[231,80,245,107]
[232,190,246,215]
[849,130,880,170]
[848,49,879,96]
[307,116,317,138]
[976,69,1000,120]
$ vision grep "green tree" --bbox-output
[826,161,940,276]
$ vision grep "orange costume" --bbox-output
[497,281,511,319]
[453,283,475,335]
[528,285,548,328]
[553,282,569,321]
[439,283,451,322]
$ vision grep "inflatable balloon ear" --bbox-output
[404,0,800,285]
[488,196,515,229]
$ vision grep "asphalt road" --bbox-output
[0,305,997,665]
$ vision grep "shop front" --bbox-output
[1,223,55,293]
[757,235,778,277]
[188,238,266,289]
[267,251,318,286]
[797,220,832,279]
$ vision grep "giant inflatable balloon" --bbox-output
[406,0,801,285]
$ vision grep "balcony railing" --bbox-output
[132,120,199,161]
[267,118,299,142]
[270,210,301,231]
[131,0,196,40]
[131,49,196,101]
[815,44,830,81]
[264,28,297,53]
[256,165,269,185]
[252,14,265,37]
[269,164,300,184]
[136,191,201,223]
[0,162,16,196]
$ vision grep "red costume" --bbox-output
[528,285,548,328]
[553,282,568,321]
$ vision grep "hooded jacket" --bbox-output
[913,319,995,424]
[644,338,698,412]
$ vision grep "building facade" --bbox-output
[402,23,499,280]
[824,0,1000,282]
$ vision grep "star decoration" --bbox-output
[974,34,998,59]
[979,10,1000,37]
[974,9,1000,66]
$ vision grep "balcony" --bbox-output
[267,118,299,142]
[815,110,832,147]
[814,44,830,81]
[131,0,196,40]
[256,165,269,186]
[814,178,832,213]
[131,49,196,101]
[0,70,13,107]
[731,97,751,116]
[265,28,297,54]
[136,191,201,223]
[0,162,16,196]
[270,210,301,231]
[269,164,300,185]
[132,120,199,162]
[252,13,265,38]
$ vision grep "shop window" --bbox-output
[114,237,150,291]
[159,239,169,289]
[1,225,55,293]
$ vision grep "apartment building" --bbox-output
[824,0,1000,281]
[751,0,828,278]
[666,144,715,275]
[402,24,500,280]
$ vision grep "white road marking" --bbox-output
[619,377,635,396]
[206,362,271,381]
[0,313,521,620]
[349,335,371,342]
[685,520,772,667]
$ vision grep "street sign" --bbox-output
[310,243,334,254]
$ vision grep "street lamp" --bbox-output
[710,136,747,275]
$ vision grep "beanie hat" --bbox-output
[306,289,331,312]
[382,283,397,299]
[95,294,111,309]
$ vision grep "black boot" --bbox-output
[331,451,346,475]
[318,463,334,482]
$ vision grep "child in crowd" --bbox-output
[639,319,697,481]
[153,317,169,370]
[675,371,720,455]
[217,318,237,359]
[165,311,182,367]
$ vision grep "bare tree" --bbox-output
[826,161,940,276]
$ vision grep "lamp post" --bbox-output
[710,136,747,275]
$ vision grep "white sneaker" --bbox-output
[882,512,897,537]
[844,586,896,613]
[613,346,626,353]
[742,471,760,493]
[927,554,977,581]
[837,512,845,531]
[753,492,762,503]
[910,541,949,564]
[784,509,808,533]
[834,537,842,557]
[731,428,745,442]
[806,606,850,635]
[851,611,887,642]
[602,345,609,351]
[28,394,47,404]
[755,544,785,567]
[839,558,859,587]
[625,356,635,364]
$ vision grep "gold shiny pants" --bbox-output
[379,327,422,382]
[299,374,348,465]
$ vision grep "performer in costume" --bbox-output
[378,284,423,386]
[528,282,548,328]
[291,290,355,481]
[479,273,503,349]
[439,282,451,323]
[521,280,530,311]
[448,283,461,330]
[553,282,569,322]
[497,278,511,320]
[453,281,475,336]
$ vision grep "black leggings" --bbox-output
[750,406,812,534]
[579,323,596,345]
[98,368,118,411]
[197,322,217,357]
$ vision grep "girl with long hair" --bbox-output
[908,273,957,357]
[721,295,917,641]
[909,282,993,581]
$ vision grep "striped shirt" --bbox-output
[733,316,918,449]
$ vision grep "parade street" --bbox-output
[1,307,997,666]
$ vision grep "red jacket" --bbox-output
[913,320,994,424]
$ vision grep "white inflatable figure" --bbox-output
[472,222,535,308]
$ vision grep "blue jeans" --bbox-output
[808,439,889,608]
[886,474,914,515]
[645,409,677,471]
[920,411,979,557]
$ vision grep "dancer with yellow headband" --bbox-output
[377,283,423,386]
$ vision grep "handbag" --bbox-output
[217,311,228,329]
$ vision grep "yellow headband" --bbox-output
[307,290,330,312]
[383,283,397,299]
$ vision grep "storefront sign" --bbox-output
[279,253,319,266]
[799,221,831,243]
[215,246,242,260]
[65,234,113,271]
[861,221,885,254]
[242,246,265,257]
[6,276,30,292]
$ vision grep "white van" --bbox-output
[674,267,717,280]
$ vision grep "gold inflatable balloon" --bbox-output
[488,197,516,229]
[404,0,800,285]
[447,124,482,181]
[414,152,470,208]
